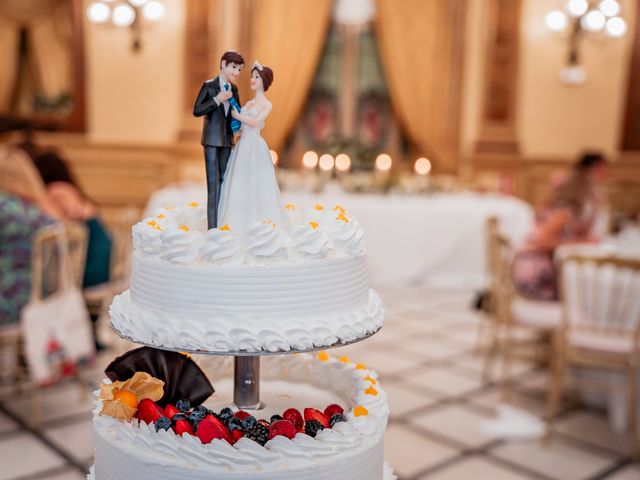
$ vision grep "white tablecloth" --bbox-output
[144,182,534,288]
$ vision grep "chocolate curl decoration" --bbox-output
[105,347,214,407]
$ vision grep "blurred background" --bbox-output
[1,0,640,479]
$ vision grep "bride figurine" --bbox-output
[217,61,291,237]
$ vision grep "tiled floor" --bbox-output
[0,286,637,479]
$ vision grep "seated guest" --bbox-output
[512,153,608,300]
[32,151,113,289]
[0,147,59,327]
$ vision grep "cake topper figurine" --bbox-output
[216,61,291,236]
[193,50,245,229]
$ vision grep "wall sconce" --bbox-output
[544,0,627,84]
[87,0,166,52]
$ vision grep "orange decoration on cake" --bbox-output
[354,405,369,417]
[146,220,162,231]
[336,213,349,223]
[314,204,325,211]
[178,225,190,232]
[285,203,296,210]
[113,389,139,409]
[220,224,231,231]
[355,363,367,370]
[188,201,200,207]
[309,221,319,230]
[339,356,350,363]
[333,205,346,213]
[316,351,329,362]
[364,375,377,385]
[364,386,378,396]
[155,213,166,219]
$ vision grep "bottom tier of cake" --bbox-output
[90,354,391,480]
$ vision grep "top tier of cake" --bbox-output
[110,202,384,353]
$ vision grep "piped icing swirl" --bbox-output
[159,225,203,264]
[291,222,329,260]
[246,221,289,264]
[200,227,244,265]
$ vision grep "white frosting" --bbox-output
[291,223,329,260]
[245,221,289,265]
[91,354,389,480]
[327,217,365,257]
[200,228,245,266]
[160,225,203,264]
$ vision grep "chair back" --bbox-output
[486,217,514,321]
[560,254,640,337]
[103,207,140,288]
[63,221,88,288]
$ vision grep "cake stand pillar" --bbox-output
[233,356,263,409]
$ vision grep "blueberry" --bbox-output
[176,400,191,413]
[330,413,346,427]
[171,413,190,425]
[219,407,233,423]
[241,415,257,430]
[270,414,283,423]
[227,416,243,431]
[304,419,324,438]
[155,416,172,432]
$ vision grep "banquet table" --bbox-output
[556,230,640,434]
[144,182,534,288]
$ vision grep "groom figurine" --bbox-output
[193,50,244,229]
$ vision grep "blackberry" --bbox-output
[241,415,257,431]
[304,419,324,437]
[219,407,234,423]
[155,416,172,432]
[330,413,346,427]
[245,423,269,446]
[227,416,243,431]
[176,400,191,413]
[270,414,283,423]
[189,405,209,428]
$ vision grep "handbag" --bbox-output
[20,224,95,385]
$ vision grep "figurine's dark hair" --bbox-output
[252,65,274,92]
[220,51,245,68]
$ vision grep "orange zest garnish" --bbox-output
[156,213,166,219]
[146,220,162,231]
[355,363,367,370]
[178,225,190,232]
[364,386,378,396]
[316,351,329,362]
[309,221,319,230]
[113,389,138,409]
[333,205,346,213]
[364,375,377,385]
[314,204,325,211]
[339,356,350,363]
[285,203,296,210]
[354,405,368,417]
[336,213,349,223]
[188,201,200,207]
[220,224,231,231]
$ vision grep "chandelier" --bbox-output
[86,0,166,52]
[544,0,627,84]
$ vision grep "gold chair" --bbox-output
[546,254,640,456]
[480,217,562,398]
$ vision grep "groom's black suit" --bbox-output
[193,76,241,229]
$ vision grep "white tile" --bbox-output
[469,389,548,418]
[491,438,618,480]
[417,457,534,480]
[605,465,640,480]
[401,338,469,360]
[3,383,94,423]
[555,411,631,456]
[0,412,18,434]
[410,404,494,447]
[384,424,459,477]
[384,381,441,417]
[0,432,66,479]
[45,418,94,463]
[404,367,483,396]
[352,350,418,376]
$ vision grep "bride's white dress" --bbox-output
[218,105,291,236]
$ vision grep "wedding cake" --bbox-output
[110,202,384,352]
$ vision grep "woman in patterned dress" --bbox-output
[512,153,608,301]
[0,147,60,327]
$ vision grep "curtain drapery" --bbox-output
[0,0,71,115]
[244,0,332,153]
[375,0,465,172]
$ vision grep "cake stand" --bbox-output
[111,323,381,409]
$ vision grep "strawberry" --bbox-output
[196,415,235,445]
[258,419,270,428]
[268,419,296,440]
[231,429,245,443]
[174,419,194,436]
[324,404,344,418]
[136,399,165,425]
[164,404,180,419]
[304,408,330,428]
[283,408,304,430]
[234,410,251,421]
